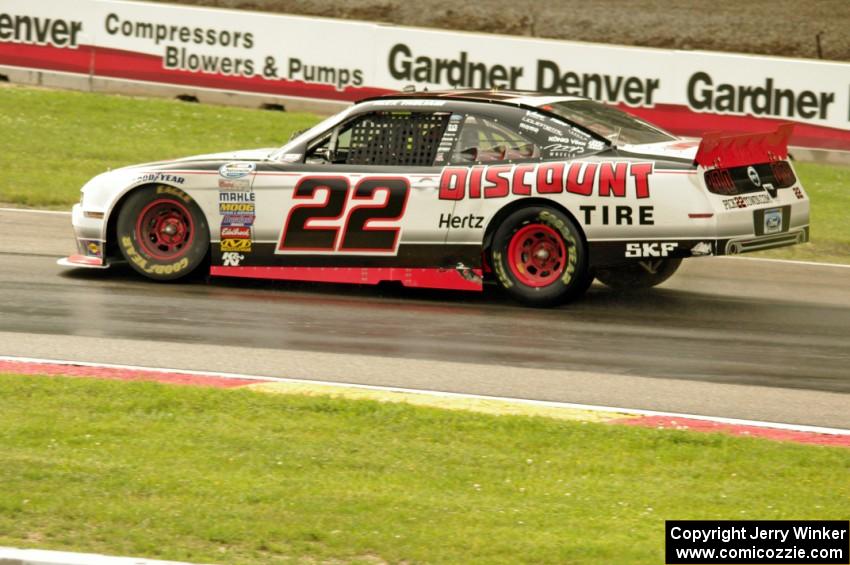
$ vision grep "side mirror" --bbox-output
[306,146,335,164]
[459,147,478,162]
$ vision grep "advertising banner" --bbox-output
[2,0,849,150]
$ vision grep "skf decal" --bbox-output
[439,162,653,200]
[625,242,678,258]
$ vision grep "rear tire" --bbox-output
[595,258,682,290]
[490,206,590,307]
[116,185,209,281]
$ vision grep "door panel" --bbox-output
[245,165,457,267]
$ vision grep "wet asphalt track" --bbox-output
[1,209,849,427]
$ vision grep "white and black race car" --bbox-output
[61,90,809,306]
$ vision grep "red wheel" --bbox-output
[135,199,195,261]
[506,224,567,288]
[117,185,209,281]
[491,206,590,307]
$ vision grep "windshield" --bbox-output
[269,106,356,161]
[541,100,676,145]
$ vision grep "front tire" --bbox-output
[490,206,590,307]
[116,185,209,281]
[595,258,682,290]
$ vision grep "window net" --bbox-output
[346,112,450,167]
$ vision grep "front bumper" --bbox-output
[57,204,109,269]
[57,255,110,269]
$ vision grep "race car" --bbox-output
[60,90,810,306]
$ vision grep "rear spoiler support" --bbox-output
[693,124,794,169]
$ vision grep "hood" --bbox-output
[115,147,278,172]
[171,147,277,162]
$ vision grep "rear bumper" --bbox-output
[587,164,810,267]
[723,227,809,255]
[588,225,809,267]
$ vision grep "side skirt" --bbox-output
[210,266,483,292]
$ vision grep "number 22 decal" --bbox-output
[279,177,410,253]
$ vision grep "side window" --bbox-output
[305,111,450,167]
[520,109,608,159]
[451,116,540,164]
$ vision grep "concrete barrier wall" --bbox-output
[2,0,849,151]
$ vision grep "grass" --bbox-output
[0,84,847,263]
[0,374,848,564]
[752,161,850,264]
[0,85,318,208]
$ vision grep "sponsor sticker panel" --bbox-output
[217,166,256,261]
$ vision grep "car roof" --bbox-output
[358,89,589,106]
[349,89,611,147]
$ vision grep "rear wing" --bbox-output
[694,124,794,168]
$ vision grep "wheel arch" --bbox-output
[482,198,588,253]
[104,183,212,262]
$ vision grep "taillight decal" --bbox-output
[770,161,797,188]
[704,168,736,195]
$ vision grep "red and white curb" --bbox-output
[1,356,849,448]
[0,546,209,565]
